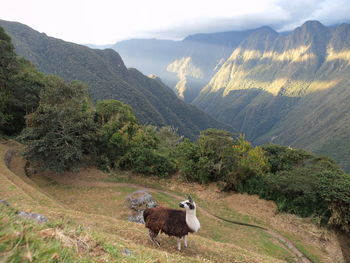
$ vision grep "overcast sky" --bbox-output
[1,0,350,45]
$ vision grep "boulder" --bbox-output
[126,190,158,224]
[17,211,48,224]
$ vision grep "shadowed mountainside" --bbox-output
[0,19,232,139]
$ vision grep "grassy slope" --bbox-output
[0,141,345,262]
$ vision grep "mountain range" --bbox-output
[193,21,350,171]
[1,18,349,172]
[0,19,232,139]
[108,21,350,172]
[112,30,256,102]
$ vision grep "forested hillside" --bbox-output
[0,19,231,139]
[193,21,350,171]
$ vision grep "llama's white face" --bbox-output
[179,198,196,210]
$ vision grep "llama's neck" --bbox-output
[185,208,200,232]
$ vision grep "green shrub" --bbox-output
[316,172,350,232]
[240,145,350,232]
[176,138,212,183]
[119,147,176,177]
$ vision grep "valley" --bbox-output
[110,21,350,172]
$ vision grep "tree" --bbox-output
[221,135,269,191]
[95,99,139,168]
[197,129,236,181]
[176,138,212,183]
[157,126,183,148]
[0,27,45,135]
[119,125,177,177]
[20,77,97,172]
[0,26,16,85]
[176,129,236,184]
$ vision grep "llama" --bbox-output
[143,195,200,250]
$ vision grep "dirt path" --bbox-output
[44,174,312,263]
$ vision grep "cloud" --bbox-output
[146,14,286,40]
[147,0,350,40]
[1,0,350,44]
[310,0,350,25]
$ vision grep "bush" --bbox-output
[119,147,176,177]
[95,99,139,169]
[240,144,350,232]
[223,136,269,190]
[118,126,177,177]
[316,172,350,232]
[176,138,213,183]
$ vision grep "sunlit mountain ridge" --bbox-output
[193,21,350,171]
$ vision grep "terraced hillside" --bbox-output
[1,140,348,262]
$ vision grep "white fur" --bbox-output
[180,200,201,232]
[183,235,188,248]
[185,203,200,232]
[177,238,182,250]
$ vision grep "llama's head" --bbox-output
[179,195,196,210]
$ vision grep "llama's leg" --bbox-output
[177,237,182,251]
[148,230,160,247]
[184,235,188,248]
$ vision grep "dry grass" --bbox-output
[146,176,347,263]
[1,141,347,262]
[27,174,293,261]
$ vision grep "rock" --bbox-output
[122,248,132,256]
[126,190,158,211]
[128,211,145,224]
[17,211,48,224]
[126,190,158,224]
[0,200,48,224]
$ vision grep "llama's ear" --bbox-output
[188,195,193,203]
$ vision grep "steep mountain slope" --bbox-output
[193,21,350,171]
[0,19,232,139]
[113,30,255,102]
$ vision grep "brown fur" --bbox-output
[143,207,193,238]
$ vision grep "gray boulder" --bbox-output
[17,211,48,224]
[126,190,158,211]
[126,190,158,224]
